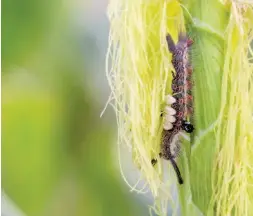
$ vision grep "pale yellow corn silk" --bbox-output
[207,2,253,216]
[106,0,186,214]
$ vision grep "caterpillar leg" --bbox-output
[171,70,175,78]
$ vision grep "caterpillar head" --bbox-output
[182,120,194,133]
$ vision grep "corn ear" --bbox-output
[106,0,253,215]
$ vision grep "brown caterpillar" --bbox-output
[152,33,194,185]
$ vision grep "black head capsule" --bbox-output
[182,120,194,133]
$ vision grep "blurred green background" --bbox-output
[2,1,151,215]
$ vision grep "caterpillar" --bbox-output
[152,33,194,185]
